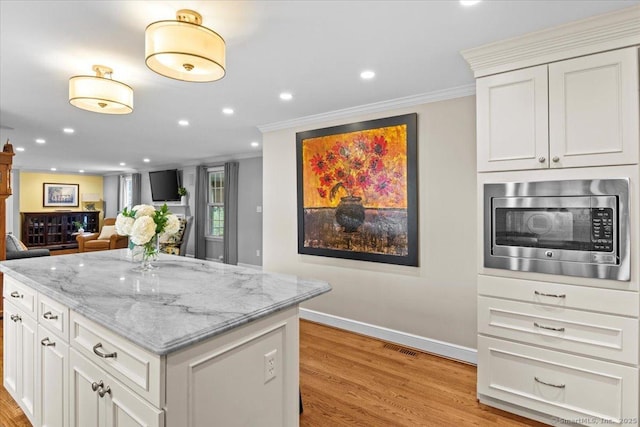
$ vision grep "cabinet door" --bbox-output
[549,47,639,168]
[38,325,69,427]
[476,65,549,172]
[4,300,38,425]
[3,301,19,397]
[69,348,104,427]
[104,375,164,427]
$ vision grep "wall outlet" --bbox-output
[264,349,277,383]
[256,249,261,257]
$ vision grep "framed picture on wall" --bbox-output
[296,113,418,266]
[43,183,79,207]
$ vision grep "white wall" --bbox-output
[262,96,478,349]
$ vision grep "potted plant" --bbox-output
[73,220,86,233]
[178,187,188,205]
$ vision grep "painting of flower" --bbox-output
[296,113,418,266]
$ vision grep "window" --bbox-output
[119,174,133,210]
[208,168,225,237]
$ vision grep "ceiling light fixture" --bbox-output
[251,141,259,147]
[79,170,85,173]
[143,158,150,163]
[178,119,189,126]
[69,65,133,114]
[119,162,126,166]
[222,107,234,115]
[15,147,25,152]
[50,168,57,171]
[63,128,74,134]
[145,9,226,82]
[35,138,46,144]
[460,0,481,6]
[279,92,293,101]
[360,70,376,80]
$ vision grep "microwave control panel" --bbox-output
[591,208,614,252]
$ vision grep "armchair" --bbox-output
[76,218,128,252]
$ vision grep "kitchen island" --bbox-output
[1,250,331,427]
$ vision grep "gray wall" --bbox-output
[262,96,478,349]
[237,157,263,266]
[103,175,119,218]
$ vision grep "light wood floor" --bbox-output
[0,319,544,427]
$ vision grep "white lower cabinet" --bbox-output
[69,348,163,427]
[479,336,639,426]
[37,325,68,427]
[3,300,38,425]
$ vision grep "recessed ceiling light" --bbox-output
[178,119,189,126]
[35,138,46,144]
[119,162,126,166]
[63,128,74,134]
[251,141,259,147]
[222,107,234,115]
[460,0,481,6]
[143,158,150,163]
[50,167,57,171]
[79,170,85,173]
[279,92,293,101]
[15,147,25,152]
[360,70,375,80]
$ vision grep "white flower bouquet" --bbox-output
[115,204,180,266]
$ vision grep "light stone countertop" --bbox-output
[0,250,331,355]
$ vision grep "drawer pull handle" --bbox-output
[93,343,117,359]
[91,381,104,392]
[534,291,566,299]
[41,337,55,347]
[534,376,565,389]
[98,386,111,398]
[10,291,23,298]
[43,311,58,320]
[534,322,565,332]
[10,314,21,322]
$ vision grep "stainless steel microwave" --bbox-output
[484,178,630,281]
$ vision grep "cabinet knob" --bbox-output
[10,314,21,322]
[552,156,560,163]
[98,386,111,398]
[10,291,23,298]
[538,156,546,163]
[91,380,104,392]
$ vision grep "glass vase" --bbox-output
[138,234,160,271]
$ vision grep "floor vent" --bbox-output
[383,343,418,357]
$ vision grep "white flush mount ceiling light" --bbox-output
[360,70,375,80]
[69,65,133,114]
[145,9,226,82]
[460,0,481,6]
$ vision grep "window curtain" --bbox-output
[194,165,208,259]
[131,173,141,206]
[223,161,239,265]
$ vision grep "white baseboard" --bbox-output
[300,308,477,365]
[237,262,263,270]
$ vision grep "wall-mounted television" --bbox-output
[149,169,180,202]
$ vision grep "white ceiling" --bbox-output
[1,0,638,174]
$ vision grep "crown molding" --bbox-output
[257,84,475,133]
[461,5,640,78]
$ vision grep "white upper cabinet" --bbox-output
[477,65,549,171]
[549,48,639,169]
[477,47,639,172]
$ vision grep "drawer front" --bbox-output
[479,296,638,364]
[3,276,37,318]
[38,294,69,342]
[478,336,639,426]
[478,275,638,317]
[70,312,163,408]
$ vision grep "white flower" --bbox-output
[133,204,156,218]
[115,214,135,236]
[159,215,181,242]
[130,216,156,245]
